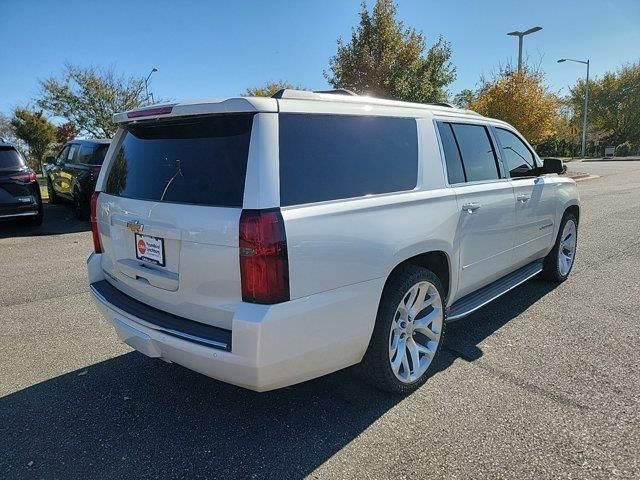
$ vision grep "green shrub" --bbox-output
[616,142,632,157]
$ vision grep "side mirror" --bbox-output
[542,158,565,175]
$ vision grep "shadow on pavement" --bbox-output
[0,203,89,239]
[435,278,559,370]
[0,279,558,479]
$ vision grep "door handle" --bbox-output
[517,194,531,203]
[462,202,481,213]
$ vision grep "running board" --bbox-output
[448,261,543,321]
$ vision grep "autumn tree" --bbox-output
[535,102,582,157]
[470,68,559,144]
[55,122,77,146]
[568,62,640,152]
[10,108,56,170]
[243,81,305,97]
[37,64,146,138]
[325,0,456,103]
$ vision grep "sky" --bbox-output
[2,0,639,117]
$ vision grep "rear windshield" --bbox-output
[0,147,26,170]
[104,114,254,207]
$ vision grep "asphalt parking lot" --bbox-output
[1,161,639,479]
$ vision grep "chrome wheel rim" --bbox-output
[558,219,577,276]
[389,281,443,383]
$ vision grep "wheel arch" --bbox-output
[385,249,452,302]
[564,204,580,224]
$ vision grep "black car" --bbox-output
[44,139,110,219]
[0,141,43,225]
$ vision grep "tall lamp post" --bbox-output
[507,27,542,72]
[144,67,158,104]
[558,58,590,158]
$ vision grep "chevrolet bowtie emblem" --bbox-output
[126,220,144,234]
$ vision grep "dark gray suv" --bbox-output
[0,141,43,225]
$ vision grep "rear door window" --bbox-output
[104,114,254,207]
[279,114,418,206]
[436,122,466,184]
[0,147,26,170]
[450,123,500,182]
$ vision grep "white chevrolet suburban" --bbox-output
[87,89,580,394]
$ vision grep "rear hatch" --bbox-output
[96,114,255,330]
[0,147,35,209]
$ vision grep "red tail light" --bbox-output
[90,192,103,253]
[239,209,290,304]
[10,171,37,183]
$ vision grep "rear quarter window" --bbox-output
[104,114,254,207]
[279,114,418,206]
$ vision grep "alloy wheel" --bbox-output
[558,219,577,276]
[388,281,443,383]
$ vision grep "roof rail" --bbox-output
[271,88,357,99]
[313,89,357,96]
[430,102,456,108]
[267,89,481,115]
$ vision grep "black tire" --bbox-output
[357,265,447,395]
[46,177,59,205]
[73,188,89,220]
[542,212,578,282]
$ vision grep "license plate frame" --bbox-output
[134,233,166,267]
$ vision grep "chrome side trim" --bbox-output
[0,211,38,219]
[90,284,229,350]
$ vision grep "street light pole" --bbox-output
[582,60,590,158]
[507,27,542,72]
[144,68,158,104]
[558,58,590,157]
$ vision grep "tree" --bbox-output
[469,68,559,144]
[37,64,147,138]
[452,89,475,109]
[568,62,640,152]
[10,108,56,170]
[534,104,581,158]
[56,122,77,146]
[325,0,456,103]
[0,113,18,144]
[243,81,305,97]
